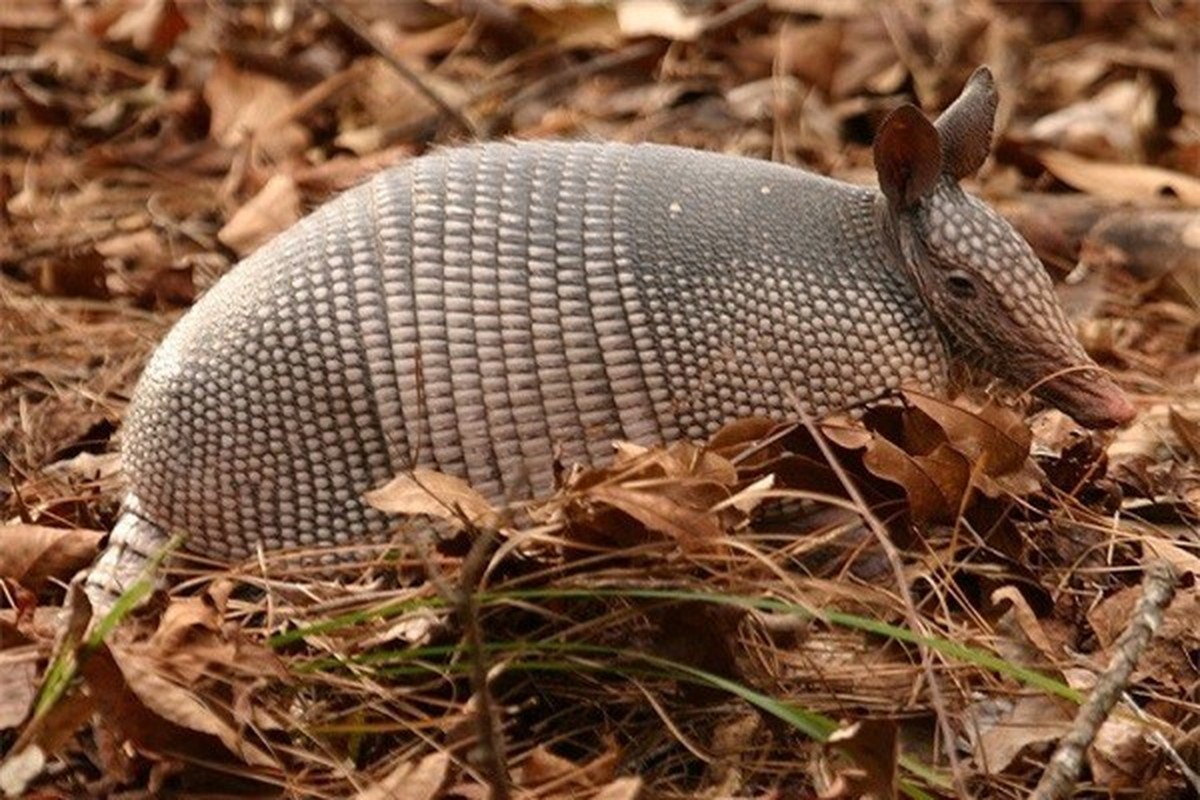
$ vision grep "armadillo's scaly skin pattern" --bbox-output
[87,68,1135,609]
[918,182,1084,363]
[90,142,950,600]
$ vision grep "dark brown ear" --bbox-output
[934,66,998,179]
[874,104,943,210]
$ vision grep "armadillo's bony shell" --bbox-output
[119,141,947,562]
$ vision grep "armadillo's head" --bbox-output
[873,67,1134,429]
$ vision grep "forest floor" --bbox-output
[1,1,1199,798]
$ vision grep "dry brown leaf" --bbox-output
[1168,408,1200,460]
[1087,584,1141,651]
[0,622,39,731]
[1087,584,1200,689]
[343,58,460,149]
[821,419,875,451]
[707,416,778,456]
[586,485,724,550]
[523,4,622,50]
[774,21,844,94]
[516,745,582,786]
[593,777,642,800]
[217,174,302,256]
[1027,81,1155,161]
[903,392,1032,475]
[0,676,96,789]
[144,595,287,685]
[1039,149,1200,207]
[1088,711,1156,788]
[365,468,501,530]
[1141,536,1200,577]
[68,587,283,774]
[0,524,104,591]
[862,438,969,523]
[824,718,899,800]
[616,0,705,41]
[968,694,1072,774]
[610,441,738,485]
[85,643,279,769]
[991,586,1062,666]
[514,743,620,790]
[203,57,308,158]
[355,750,449,800]
[669,441,739,485]
[104,0,188,54]
[35,247,109,299]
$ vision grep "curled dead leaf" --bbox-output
[1168,408,1200,460]
[145,595,288,685]
[862,439,970,523]
[1039,149,1200,207]
[707,416,779,463]
[616,0,705,41]
[365,468,502,530]
[514,743,620,792]
[966,694,1072,775]
[586,485,725,550]
[355,750,448,800]
[903,391,1032,476]
[82,642,280,771]
[203,57,308,158]
[217,174,302,256]
[0,622,39,731]
[594,776,643,800]
[0,524,105,592]
[824,718,899,800]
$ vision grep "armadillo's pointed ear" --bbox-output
[874,104,943,210]
[934,66,998,180]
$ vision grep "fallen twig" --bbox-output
[1029,560,1179,800]
[313,0,478,139]
[457,525,511,800]
[408,470,510,800]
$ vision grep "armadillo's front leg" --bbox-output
[84,496,170,614]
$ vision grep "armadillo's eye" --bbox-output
[945,271,978,300]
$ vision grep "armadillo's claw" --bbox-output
[84,498,170,617]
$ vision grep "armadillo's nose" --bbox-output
[1037,369,1136,429]
[1074,387,1136,429]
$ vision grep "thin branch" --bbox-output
[313,0,478,139]
[408,472,510,800]
[488,40,663,136]
[1029,560,1178,800]
[457,525,511,800]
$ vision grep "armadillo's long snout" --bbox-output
[1036,367,1136,429]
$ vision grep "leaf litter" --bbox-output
[2,0,1199,797]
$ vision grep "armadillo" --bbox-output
[84,67,1133,607]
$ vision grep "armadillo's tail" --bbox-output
[83,495,171,616]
